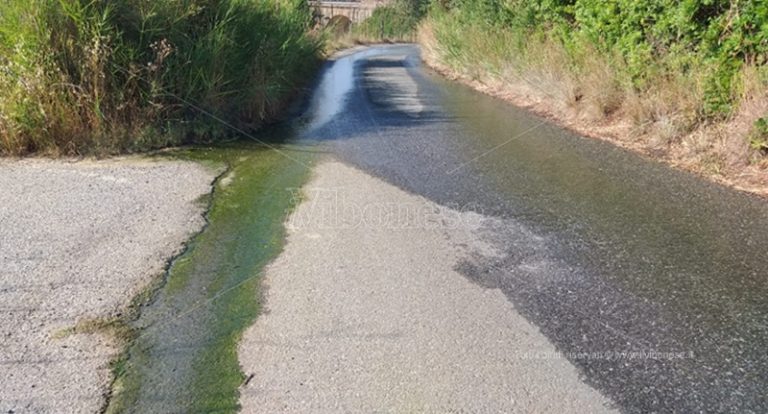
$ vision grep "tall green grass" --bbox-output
[0,0,322,155]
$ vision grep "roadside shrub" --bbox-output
[351,0,429,42]
[750,117,768,153]
[0,0,322,155]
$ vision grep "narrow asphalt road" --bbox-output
[239,161,615,412]
[242,45,768,413]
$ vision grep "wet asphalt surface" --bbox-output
[301,45,768,413]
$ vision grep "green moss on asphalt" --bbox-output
[106,142,314,413]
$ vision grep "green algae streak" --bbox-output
[107,142,314,413]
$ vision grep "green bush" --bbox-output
[750,117,768,152]
[0,0,322,155]
[352,0,428,41]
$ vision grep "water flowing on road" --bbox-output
[305,45,768,412]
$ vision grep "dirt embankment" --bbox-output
[0,158,215,413]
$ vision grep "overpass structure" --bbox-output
[309,0,391,24]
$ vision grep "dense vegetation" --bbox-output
[0,0,321,155]
[421,0,768,171]
[350,0,427,42]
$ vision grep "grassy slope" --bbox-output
[418,2,768,195]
